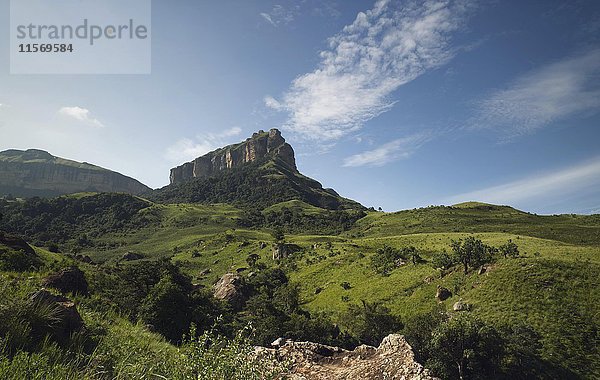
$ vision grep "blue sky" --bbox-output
[1,0,599,214]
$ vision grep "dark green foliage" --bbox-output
[234,268,350,347]
[428,314,503,380]
[370,246,419,275]
[139,275,193,342]
[431,250,454,270]
[0,194,154,247]
[149,160,362,211]
[499,239,519,258]
[451,237,496,274]
[88,259,222,343]
[340,300,403,346]
[238,207,367,235]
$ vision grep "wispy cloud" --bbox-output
[443,157,600,205]
[266,0,474,140]
[472,48,600,137]
[260,4,300,27]
[58,106,104,128]
[165,127,243,163]
[343,133,430,167]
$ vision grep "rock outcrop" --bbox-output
[30,289,84,343]
[0,231,35,255]
[0,149,151,197]
[213,273,247,309]
[255,334,438,380]
[170,129,297,184]
[42,266,89,295]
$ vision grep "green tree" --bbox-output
[371,246,404,276]
[431,250,454,271]
[340,300,403,346]
[139,275,192,342]
[429,314,503,380]
[451,237,496,274]
[402,246,422,265]
[499,239,519,258]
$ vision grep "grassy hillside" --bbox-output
[350,203,600,245]
[2,197,600,378]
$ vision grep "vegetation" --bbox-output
[0,197,599,378]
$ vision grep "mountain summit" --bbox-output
[0,149,151,197]
[157,129,362,210]
[170,129,296,184]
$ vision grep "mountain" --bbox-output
[170,128,297,184]
[0,149,151,197]
[154,129,363,210]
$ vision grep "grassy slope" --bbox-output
[72,200,600,377]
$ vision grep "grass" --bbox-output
[3,199,600,377]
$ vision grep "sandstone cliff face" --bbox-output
[170,129,297,184]
[0,149,151,197]
[255,334,438,380]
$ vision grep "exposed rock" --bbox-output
[259,242,267,249]
[272,243,300,261]
[30,289,84,342]
[255,334,438,380]
[436,286,452,301]
[0,149,150,197]
[213,273,247,308]
[453,300,470,312]
[170,129,297,184]
[478,266,487,275]
[271,337,285,347]
[122,251,143,261]
[42,266,88,295]
[0,231,35,255]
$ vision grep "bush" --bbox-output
[340,300,403,346]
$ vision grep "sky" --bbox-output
[1,0,599,214]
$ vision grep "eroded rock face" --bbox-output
[170,129,297,184]
[255,334,438,380]
[213,273,247,309]
[0,149,151,197]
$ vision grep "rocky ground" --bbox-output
[255,334,438,380]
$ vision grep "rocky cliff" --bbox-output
[170,128,296,184]
[255,334,438,380]
[0,149,151,197]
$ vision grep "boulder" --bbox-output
[42,266,88,295]
[122,251,143,261]
[436,286,452,301]
[453,300,470,312]
[0,231,35,255]
[272,243,300,261]
[213,273,247,309]
[30,289,84,342]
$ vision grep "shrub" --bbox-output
[340,300,403,346]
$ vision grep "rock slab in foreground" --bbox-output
[255,334,438,380]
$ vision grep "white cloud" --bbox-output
[58,106,104,128]
[443,157,600,205]
[260,4,299,27]
[473,49,600,137]
[343,133,430,167]
[264,95,282,110]
[267,0,473,140]
[165,127,243,163]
